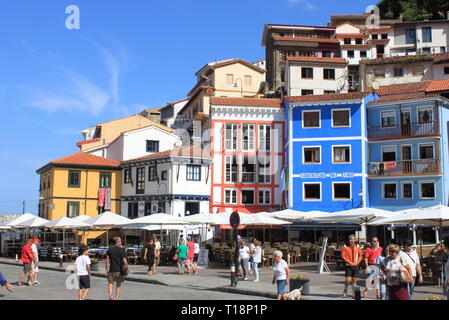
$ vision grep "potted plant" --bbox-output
[289,274,310,295]
[90,258,100,271]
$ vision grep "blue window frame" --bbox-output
[186,165,201,181]
[405,29,416,44]
[422,27,432,43]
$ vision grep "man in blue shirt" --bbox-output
[0,271,13,293]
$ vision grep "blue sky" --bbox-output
[0,0,375,214]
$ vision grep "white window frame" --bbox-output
[258,124,271,152]
[332,181,352,201]
[382,182,398,200]
[258,189,271,205]
[241,188,255,205]
[419,180,436,200]
[381,145,397,162]
[331,108,351,128]
[302,110,321,129]
[225,155,237,183]
[302,182,322,202]
[224,189,237,204]
[401,144,412,161]
[332,145,352,164]
[302,146,322,165]
[257,155,271,184]
[418,142,435,160]
[225,123,238,151]
[380,110,396,127]
[401,181,413,200]
[242,123,255,151]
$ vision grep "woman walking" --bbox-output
[144,238,156,276]
[186,237,198,274]
[380,244,412,300]
[251,240,262,282]
[177,239,188,275]
[272,250,290,300]
[238,240,250,280]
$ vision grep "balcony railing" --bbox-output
[368,121,438,140]
[241,172,255,183]
[368,159,440,177]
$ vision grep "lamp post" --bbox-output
[234,78,243,98]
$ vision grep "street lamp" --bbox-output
[234,78,243,98]
[358,187,365,208]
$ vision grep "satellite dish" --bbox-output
[372,81,380,90]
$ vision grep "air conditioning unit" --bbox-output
[151,201,159,214]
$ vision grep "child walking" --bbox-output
[75,245,91,300]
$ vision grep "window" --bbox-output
[68,170,80,188]
[383,183,397,199]
[420,181,435,199]
[226,74,234,85]
[394,67,404,77]
[146,140,159,153]
[402,182,413,199]
[444,67,449,75]
[257,156,271,183]
[301,89,314,96]
[258,125,271,151]
[333,146,351,163]
[225,155,238,182]
[372,34,378,40]
[148,166,157,181]
[241,189,254,204]
[303,183,321,201]
[244,75,252,86]
[67,201,80,218]
[347,50,355,58]
[242,124,255,151]
[323,69,335,80]
[332,109,350,127]
[302,110,320,128]
[225,189,237,204]
[344,38,351,44]
[99,172,111,188]
[418,107,433,123]
[186,165,201,181]
[374,67,385,78]
[47,174,51,189]
[419,144,434,159]
[144,202,152,216]
[422,27,432,43]
[185,202,200,215]
[301,67,313,79]
[258,190,271,205]
[360,51,367,58]
[381,34,388,39]
[303,147,321,164]
[225,123,238,150]
[422,47,431,54]
[322,51,331,58]
[324,90,335,94]
[128,202,139,218]
[355,38,363,45]
[413,66,424,76]
[382,146,396,161]
[441,47,446,53]
[161,170,168,180]
[124,168,131,184]
[136,167,145,194]
[381,110,395,127]
[333,183,351,200]
[405,29,416,44]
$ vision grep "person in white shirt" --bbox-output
[272,250,290,300]
[30,238,40,286]
[74,246,91,300]
[399,240,423,298]
[251,240,262,282]
[238,240,250,280]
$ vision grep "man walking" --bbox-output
[153,235,161,275]
[341,234,363,298]
[30,238,40,286]
[399,240,423,298]
[106,237,128,300]
[362,237,383,298]
[17,238,38,287]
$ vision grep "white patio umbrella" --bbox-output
[178,213,220,245]
[6,213,37,227]
[0,224,11,231]
[43,217,92,250]
[124,224,186,231]
[86,211,133,246]
[309,208,395,224]
[71,215,93,223]
[16,216,49,228]
[125,213,187,225]
[265,209,326,222]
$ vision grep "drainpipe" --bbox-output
[84,165,89,215]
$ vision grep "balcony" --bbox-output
[368,159,440,177]
[368,121,439,141]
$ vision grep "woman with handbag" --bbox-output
[176,239,188,275]
[380,244,413,300]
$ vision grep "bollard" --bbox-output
[230,265,237,287]
[354,286,361,300]
[59,254,63,268]
[15,254,18,262]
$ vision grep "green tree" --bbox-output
[377,0,449,20]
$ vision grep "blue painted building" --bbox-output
[366,95,449,211]
[285,92,378,212]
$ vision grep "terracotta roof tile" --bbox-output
[368,82,431,96]
[76,138,101,148]
[123,145,211,163]
[360,52,449,65]
[50,152,120,167]
[426,78,449,92]
[272,36,340,44]
[285,92,370,103]
[210,97,282,107]
[368,94,440,104]
[286,56,347,64]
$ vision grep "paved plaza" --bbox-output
[0,258,444,300]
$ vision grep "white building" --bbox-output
[285,56,348,96]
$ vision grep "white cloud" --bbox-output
[287,0,318,10]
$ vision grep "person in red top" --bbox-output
[341,234,363,298]
[362,237,383,298]
[17,238,38,287]
[186,237,198,274]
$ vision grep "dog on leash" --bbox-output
[283,289,302,300]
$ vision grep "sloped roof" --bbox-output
[426,78,449,92]
[368,82,431,96]
[286,56,347,64]
[368,93,440,105]
[285,92,370,103]
[210,97,282,107]
[273,36,340,44]
[123,145,211,164]
[50,152,120,167]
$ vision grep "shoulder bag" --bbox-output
[399,257,413,283]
